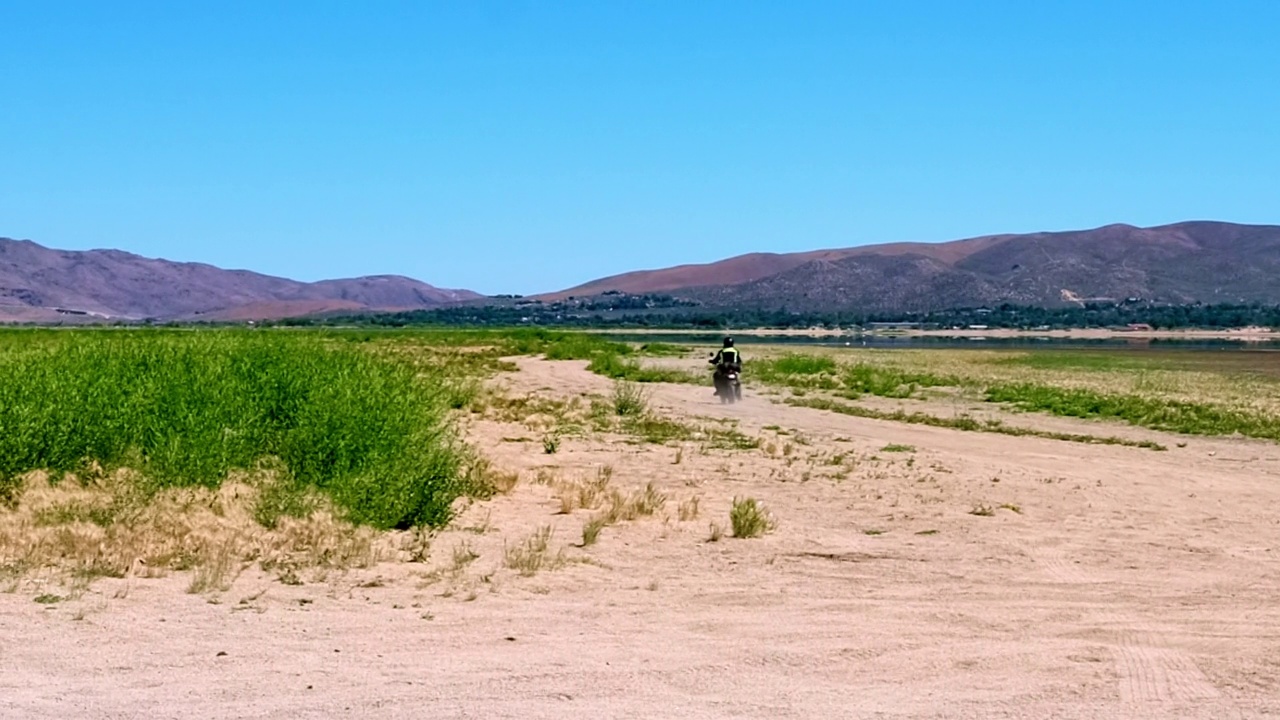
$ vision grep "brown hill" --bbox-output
[0,238,481,322]
[545,221,1280,312]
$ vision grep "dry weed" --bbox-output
[0,471,387,594]
[708,523,725,542]
[581,515,608,546]
[503,525,560,577]
[553,466,614,515]
[451,541,479,572]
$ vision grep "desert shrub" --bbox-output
[0,330,468,529]
[729,496,775,538]
[611,381,649,416]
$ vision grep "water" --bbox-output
[602,332,1280,353]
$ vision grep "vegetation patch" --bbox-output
[786,397,1167,450]
[752,353,961,399]
[986,383,1280,441]
[587,353,701,384]
[768,354,838,376]
[0,331,471,530]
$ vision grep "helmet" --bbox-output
[723,337,734,348]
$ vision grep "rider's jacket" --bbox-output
[711,348,742,373]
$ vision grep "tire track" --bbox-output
[1111,630,1221,705]
[1031,545,1097,584]
[1032,547,1227,707]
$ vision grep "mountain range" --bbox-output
[4,220,1279,322]
[546,221,1280,312]
[0,238,481,322]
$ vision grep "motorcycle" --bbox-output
[709,353,743,404]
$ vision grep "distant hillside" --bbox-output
[545,222,1280,312]
[0,238,480,322]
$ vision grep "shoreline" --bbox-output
[589,327,1278,341]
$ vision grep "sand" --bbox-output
[3,357,1279,718]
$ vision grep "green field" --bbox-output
[747,347,1280,442]
[2,328,1278,587]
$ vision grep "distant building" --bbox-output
[1125,323,1154,331]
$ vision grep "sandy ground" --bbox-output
[4,357,1280,718]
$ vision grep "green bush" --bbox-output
[0,330,468,529]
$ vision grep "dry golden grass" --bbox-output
[503,525,561,576]
[677,496,701,521]
[0,470,391,593]
[552,466,614,515]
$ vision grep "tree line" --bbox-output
[275,297,1280,331]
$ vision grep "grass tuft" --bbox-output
[542,434,561,454]
[611,381,649,417]
[504,525,557,577]
[708,523,725,542]
[581,515,607,546]
[729,496,775,538]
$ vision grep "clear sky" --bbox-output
[2,1,1277,295]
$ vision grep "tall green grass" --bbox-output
[0,331,469,529]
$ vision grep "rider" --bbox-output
[710,336,742,373]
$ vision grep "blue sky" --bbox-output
[2,1,1277,294]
